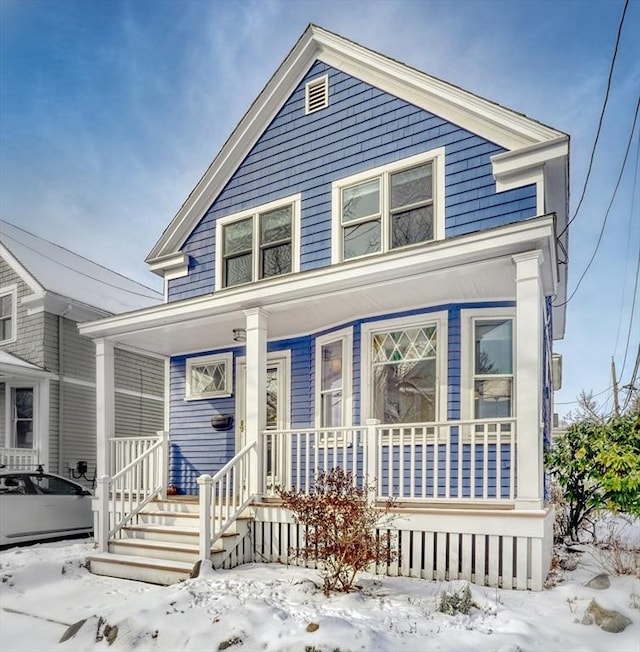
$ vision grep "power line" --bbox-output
[557,0,630,243]
[555,385,612,405]
[554,94,640,308]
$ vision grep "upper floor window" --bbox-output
[331,149,445,263]
[216,195,301,291]
[0,286,17,344]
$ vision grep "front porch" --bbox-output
[90,418,553,590]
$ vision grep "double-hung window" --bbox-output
[332,149,444,262]
[0,286,17,344]
[11,387,34,448]
[216,195,300,290]
[315,329,352,428]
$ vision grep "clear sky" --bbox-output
[1,0,638,417]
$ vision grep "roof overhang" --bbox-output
[145,24,569,273]
[20,291,112,322]
[0,351,51,382]
[81,215,561,357]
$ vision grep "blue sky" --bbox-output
[1,0,638,416]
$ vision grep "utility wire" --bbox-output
[554,94,640,308]
[555,385,612,405]
[557,0,630,243]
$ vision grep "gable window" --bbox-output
[332,149,445,263]
[216,195,301,290]
[185,353,233,400]
[473,319,513,418]
[0,286,17,344]
[315,329,352,428]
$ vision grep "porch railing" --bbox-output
[0,447,39,470]
[97,431,168,551]
[197,441,256,560]
[109,436,161,476]
[261,418,517,502]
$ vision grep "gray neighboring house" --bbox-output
[0,220,165,485]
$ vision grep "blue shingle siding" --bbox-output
[167,62,537,302]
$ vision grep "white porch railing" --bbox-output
[0,447,39,470]
[261,418,517,502]
[97,432,169,552]
[197,442,256,560]
[109,436,161,476]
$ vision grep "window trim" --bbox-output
[314,327,353,428]
[460,307,516,420]
[331,148,446,264]
[215,194,301,291]
[185,352,233,400]
[4,383,37,449]
[360,312,448,424]
[0,284,18,345]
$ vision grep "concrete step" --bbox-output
[109,538,227,564]
[88,552,194,585]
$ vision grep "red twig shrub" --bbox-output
[277,467,397,594]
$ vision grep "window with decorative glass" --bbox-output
[221,203,294,288]
[185,353,232,399]
[371,325,437,423]
[339,160,435,260]
[473,319,513,418]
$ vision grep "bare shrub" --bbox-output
[591,518,640,577]
[278,468,397,594]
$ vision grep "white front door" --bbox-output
[236,353,290,451]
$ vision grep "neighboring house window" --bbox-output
[315,329,352,427]
[185,353,233,400]
[216,195,301,290]
[11,387,34,448]
[473,319,514,418]
[0,285,17,344]
[363,314,447,425]
[332,149,445,263]
[305,75,329,114]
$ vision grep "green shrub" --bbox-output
[438,584,472,615]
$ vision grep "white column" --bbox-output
[244,307,269,495]
[513,251,544,510]
[96,338,115,479]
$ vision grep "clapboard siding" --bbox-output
[0,384,5,446]
[60,382,96,474]
[61,318,96,383]
[168,62,536,302]
[115,393,164,438]
[114,349,164,396]
[48,380,59,473]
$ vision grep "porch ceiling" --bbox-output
[79,215,558,358]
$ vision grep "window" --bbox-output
[216,195,301,290]
[185,353,232,400]
[315,329,352,428]
[0,286,17,344]
[362,314,446,425]
[305,75,328,114]
[473,319,513,418]
[332,149,445,263]
[11,387,34,448]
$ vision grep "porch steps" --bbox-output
[88,498,252,585]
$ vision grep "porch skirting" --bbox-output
[248,503,554,591]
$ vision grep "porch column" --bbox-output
[513,251,544,510]
[95,338,115,479]
[244,307,269,495]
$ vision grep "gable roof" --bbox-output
[147,23,568,266]
[0,220,162,319]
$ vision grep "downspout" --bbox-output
[57,305,73,476]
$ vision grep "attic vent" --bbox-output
[305,75,329,114]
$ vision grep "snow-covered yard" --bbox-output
[0,535,638,652]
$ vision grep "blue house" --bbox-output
[81,25,569,590]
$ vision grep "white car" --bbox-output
[0,469,93,546]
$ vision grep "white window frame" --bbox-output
[331,148,445,264]
[305,74,329,114]
[361,312,448,424]
[0,284,18,345]
[460,307,516,420]
[4,383,37,449]
[185,353,233,400]
[215,194,301,291]
[314,327,353,428]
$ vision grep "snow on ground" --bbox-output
[0,536,638,652]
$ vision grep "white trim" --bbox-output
[314,327,353,427]
[0,242,43,297]
[214,193,301,292]
[185,352,233,400]
[147,252,190,280]
[305,74,329,114]
[145,25,567,266]
[0,284,18,345]
[459,307,517,421]
[360,311,448,423]
[331,148,445,264]
[3,382,37,450]
[47,374,163,402]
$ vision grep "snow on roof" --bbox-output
[0,220,162,315]
[0,349,45,372]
